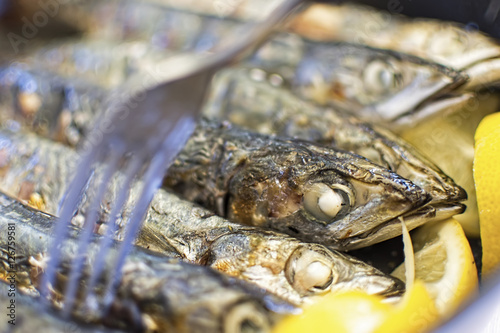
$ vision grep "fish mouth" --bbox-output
[338,202,466,251]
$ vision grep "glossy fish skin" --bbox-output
[0,192,293,332]
[23,39,176,88]
[290,3,500,90]
[0,129,405,304]
[2,23,466,139]
[165,117,430,249]
[204,68,467,219]
[57,0,277,41]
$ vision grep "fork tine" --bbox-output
[84,156,143,311]
[40,147,100,304]
[62,146,123,316]
[101,116,196,309]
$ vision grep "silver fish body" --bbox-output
[0,59,466,208]
[0,192,294,332]
[0,129,405,304]
[0,56,466,248]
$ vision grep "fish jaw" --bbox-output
[339,202,466,250]
[462,58,500,90]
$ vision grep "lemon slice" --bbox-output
[374,281,439,333]
[272,281,438,333]
[391,218,478,317]
[473,112,500,277]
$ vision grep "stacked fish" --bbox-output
[0,0,497,332]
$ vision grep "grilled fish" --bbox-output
[0,64,461,247]
[0,62,465,248]
[23,4,469,122]
[165,117,433,249]
[290,3,500,91]
[0,63,464,203]
[0,129,405,304]
[0,191,294,332]
[247,34,468,121]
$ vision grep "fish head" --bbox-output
[207,231,403,304]
[284,244,404,300]
[294,42,467,121]
[228,142,431,248]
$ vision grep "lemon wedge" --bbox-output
[473,112,500,277]
[272,281,438,333]
[374,281,439,333]
[391,218,478,318]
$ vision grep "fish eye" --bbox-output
[362,60,401,94]
[285,245,338,296]
[303,183,353,224]
[223,302,271,333]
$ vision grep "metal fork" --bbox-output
[39,0,306,318]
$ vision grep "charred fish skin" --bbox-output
[204,68,466,208]
[165,117,430,248]
[0,129,405,304]
[0,192,293,333]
